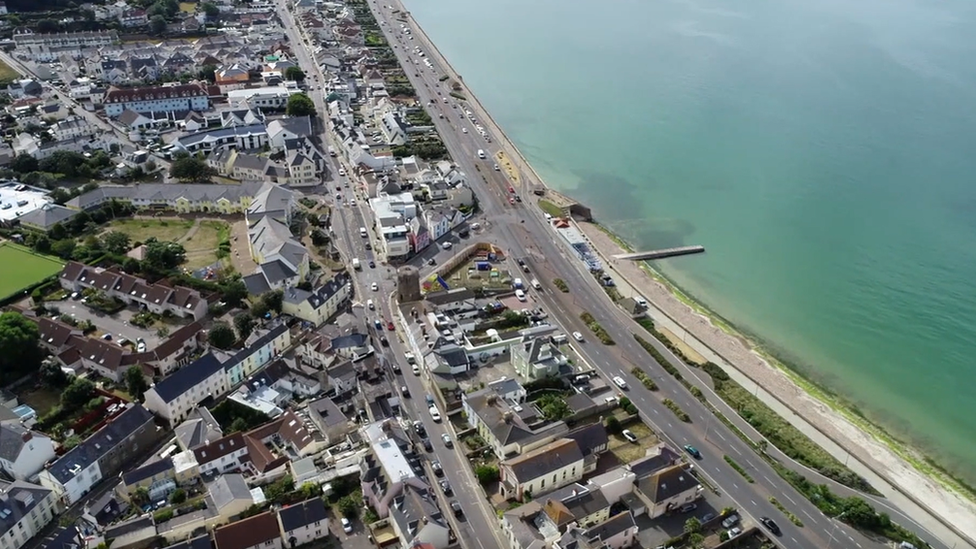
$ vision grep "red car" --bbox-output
[508,186,515,193]
[509,197,515,205]
[387,321,395,331]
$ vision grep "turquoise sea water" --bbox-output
[402,0,976,481]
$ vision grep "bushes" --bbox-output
[768,497,803,526]
[724,455,754,483]
[475,465,499,485]
[630,367,658,391]
[662,399,691,422]
[552,278,569,293]
[580,311,615,345]
[618,397,638,415]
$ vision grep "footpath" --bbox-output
[575,221,976,549]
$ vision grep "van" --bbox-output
[551,333,568,345]
[477,149,486,159]
[515,289,526,302]
[352,258,361,270]
[360,227,367,238]
[531,279,541,289]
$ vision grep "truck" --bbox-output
[328,146,336,157]
[352,258,361,270]
[513,278,524,289]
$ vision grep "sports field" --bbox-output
[0,243,65,299]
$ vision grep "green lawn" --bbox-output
[0,243,64,299]
[107,218,194,244]
[0,59,20,86]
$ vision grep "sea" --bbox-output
[401,0,976,483]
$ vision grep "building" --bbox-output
[0,480,58,549]
[306,397,354,446]
[58,262,208,321]
[144,353,229,426]
[118,458,184,503]
[213,511,281,549]
[173,124,268,154]
[462,387,568,459]
[510,338,567,381]
[222,322,292,386]
[388,486,451,549]
[192,433,247,478]
[244,217,309,294]
[0,426,56,482]
[65,181,275,214]
[38,405,157,505]
[277,498,329,548]
[500,439,585,502]
[558,511,638,549]
[173,408,224,452]
[360,424,428,518]
[17,204,78,233]
[104,84,209,117]
[208,474,253,521]
[632,464,703,518]
[280,274,351,326]
[226,87,301,110]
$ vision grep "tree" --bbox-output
[143,238,186,271]
[61,378,96,409]
[9,154,38,174]
[687,533,705,549]
[0,313,44,385]
[229,417,249,433]
[285,93,315,117]
[233,313,255,341]
[37,19,61,33]
[605,416,622,434]
[132,486,150,505]
[208,321,236,349]
[219,277,248,308]
[250,299,270,320]
[31,235,51,254]
[536,393,571,421]
[124,366,149,401]
[337,494,359,518]
[169,156,216,182]
[51,239,76,259]
[200,1,219,16]
[284,66,305,81]
[169,488,187,504]
[260,290,283,314]
[150,14,167,35]
[474,465,499,485]
[197,64,218,83]
[101,231,132,255]
[40,361,68,388]
[684,517,702,534]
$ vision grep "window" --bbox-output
[540,479,545,489]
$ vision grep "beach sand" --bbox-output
[577,221,976,547]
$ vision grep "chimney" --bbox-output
[21,430,32,443]
[503,411,513,424]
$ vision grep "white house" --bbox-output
[192,432,248,477]
[0,425,56,482]
[277,498,329,547]
[281,274,351,327]
[0,480,58,549]
[143,353,229,425]
[103,84,210,118]
[500,439,585,501]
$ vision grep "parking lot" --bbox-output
[54,300,175,349]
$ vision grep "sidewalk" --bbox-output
[574,220,976,549]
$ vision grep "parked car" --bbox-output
[414,421,426,437]
[679,503,697,513]
[721,514,739,529]
[432,461,443,477]
[622,429,638,443]
[429,406,441,422]
[341,517,352,533]
[439,479,452,495]
[422,438,432,452]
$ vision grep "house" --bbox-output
[564,422,609,474]
[143,353,229,425]
[0,425,57,481]
[213,511,282,549]
[116,110,156,130]
[226,87,300,110]
[462,387,568,459]
[266,117,312,150]
[632,464,703,518]
[38,404,158,505]
[174,407,224,452]
[192,433,247,477]
[208,474,253,521]
[555,512,638,549]
[6,79,42,99]
[173,124,268,154]
[51,117,97,141]
[104,84,209,118]
[325,361,358,395]
[65,181,276,214]
[17,204,78,233]
[0,480,58,549]
[244,217,309,293]
[244,410,323,461]
[306,397,354,446]
[540,483,611,528]
[510,338,567,381]
[118,458,182,503]
[388,486,451,549]
[214,65,249,86]
[500,439,585,501]
[277,498,329,548]
[360,424,429,518]
[281,274,351,327]
[222,322,292,386]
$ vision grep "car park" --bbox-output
[622,429,638,443]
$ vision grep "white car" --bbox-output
[613,376,629,390]
[412,364,421,375]
[338,168,346,176]
[462,128,468,133]
[622,429,638,443]
[442,241,452,249]
[573,331,584,342]
[493,164,500,171]
[429,406,441,422]
[371,282,378,291]
[341,517,352,533]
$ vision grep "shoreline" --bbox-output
[391,1,976,547]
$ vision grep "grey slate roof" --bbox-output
[388,485,445,542]
[174,407,224,451]
[39,526,82,549]
[0,424,38,462]
[66,181,269,210]
[565,422,609,457]
[543,483,610,522]
[18,204,78,229]
[629,446,681,478]
[503,439,583,483]
[584,511,635,543]
[259,259,296,284]
[162,534,213,549]
[151,353,224,404]
[636,464,700,503]
[209,474,252,511]
[47,404,154,484]
[278,497,328,533]
[0,480,52,535]
[121,457,173,486]
[242,272,273,295]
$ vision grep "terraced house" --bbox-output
[65,182,278,215]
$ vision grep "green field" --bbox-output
[0,243,65,299]
[0,59,19,86]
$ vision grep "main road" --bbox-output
[358,3,953,549]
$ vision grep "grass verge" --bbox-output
[538,199,563,218]
[630,367,658,391]
[662,398,691,422]
[768,497,804,527]
[580,311,614,345]
[724,455,754,483]
[553,278,569,293]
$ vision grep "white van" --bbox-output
[360,227,368,237]
[515,289,526,302]
[477,149,486,159]
[531,279,541,289]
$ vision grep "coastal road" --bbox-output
[365,3,956,549]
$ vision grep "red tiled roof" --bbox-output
[105,83,207,104]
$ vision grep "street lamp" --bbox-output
[826,511,848,549]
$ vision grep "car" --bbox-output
[371,282,378,291]
[380,336,389,346]
[387,321,395,331]
[622,429,638,443]
[422,438,432,452]
[401,385,409,397]
[439,479,452,495]
[450,500,463,517]
[515,194,522,202]
[493,164,500,171]
[462,128,468,133]
[613,376,628,389]
[509,197,515,205]
[684,445,702,459]
[101,333,112,341]
[427,257,436,265]
[429,406,441,422]
[701,513,716,523]
[441,433,453,447]
[70,292,79,300]
[432,460,443,477]
[759,517,781,536]
[412,364,421,375]
[721,514,740,529]
[341,517,352,533]
[365,243,372,250]
[573,331,584,342]
[442,241,452,249]
[338,168,346,176]
[508,186,515,193]
[414,421,426,437]
[369,260,376,268]
[727,526,743,538]
[679,503,698,513]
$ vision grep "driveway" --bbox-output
[58,302,169,348]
